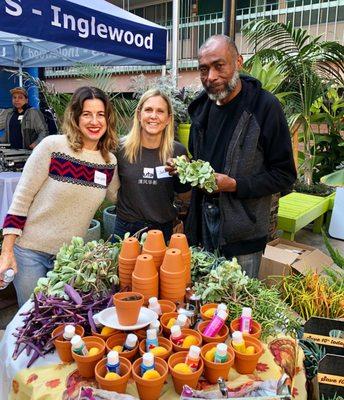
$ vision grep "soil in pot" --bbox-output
[95,356,132,392]
[113,292,144,326]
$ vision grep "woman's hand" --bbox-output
[165,155,189,176]
[0,234,18,284]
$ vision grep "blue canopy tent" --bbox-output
[0,0,167,85]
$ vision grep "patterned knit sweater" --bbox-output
[3,135,120,255]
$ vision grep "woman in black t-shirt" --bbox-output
[113,89,190,242]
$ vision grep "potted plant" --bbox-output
[85,219,101,243]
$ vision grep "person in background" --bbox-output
[113,88,190,242]
[1,87,48,149]
[0,86,120,306]
[168,35,296,278]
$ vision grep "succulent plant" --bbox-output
[174,156,218,193]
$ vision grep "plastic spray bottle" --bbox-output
[231,331,246,353]
[239,307,252,334]
[185,345,201,372]
[146,329,159,351]
[124,333,138,351]
[63,325,75,341]
[0,269,15,290]
[148,297,162,316]
[203,310,228,337]
[140,352,155,376]
[170,325,184,346]
[71,335,88,356]
[214,343,228,363]
[107,350,120,374]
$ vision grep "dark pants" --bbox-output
[112,215,173,243]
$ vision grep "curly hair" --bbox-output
[62,86,117,163]
[123,88,174,164]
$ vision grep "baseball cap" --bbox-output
[10,87,28,98]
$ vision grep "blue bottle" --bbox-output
[107,350,120,374]
[140,353,155,376]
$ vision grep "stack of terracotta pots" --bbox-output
[132,254,159,304]
[118,237,141,290]
[168,233,192,286]
[160,248,186,303]
[142,230,166,270]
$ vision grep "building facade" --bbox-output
[46,0,344,92]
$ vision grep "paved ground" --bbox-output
[0,227,343,342]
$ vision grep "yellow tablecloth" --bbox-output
[9,338,307,400]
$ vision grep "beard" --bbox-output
[205,70,240,102]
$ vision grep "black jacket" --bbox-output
[185,75,296,255]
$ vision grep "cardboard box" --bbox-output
[259,238,334,286]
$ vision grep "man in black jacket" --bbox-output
[184,35,296,277]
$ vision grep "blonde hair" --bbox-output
[62,86,117,163]
[123,89,174,164]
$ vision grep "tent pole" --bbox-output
[18,65,23,87]
[172,0,179,87]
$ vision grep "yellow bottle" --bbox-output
[231,331,246,353]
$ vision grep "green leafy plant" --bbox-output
[322,228,344,269]
[35,237,120,297]
[243,19,344,185]
[298,339,326,380]
[175,156,217,193]
[191,248,301,339]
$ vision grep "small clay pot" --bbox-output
[159,273,185,284]
[161,248,185,274]
[95,356,132,392]
[160,312,178,336]
[168,351,204,394]
[159,299,176,314]
[160,291,185,304]
[132,357,168,400]
[113,291,144,326]
[133,254,157,277]
[168,233,191,284]
[72,336,105,378]
[91,328,119,341]
[52,324,85,363]
[139,337,173,360]
[229,318,262,339]
[200,303,219,321]
[119,236,141,259]
[170,328,202,352]
[132,274,159,304]
[197,321,229,344]
[105,333,138,361]
[230,336,263,374]
[200,343,235,383]
[142,230,166,252]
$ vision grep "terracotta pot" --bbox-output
[161,248,185,274]
[159,299,176,314]
[200,343,235,383]
[133,254,158,277]
[141,250,165,270]
[160,312,178,337]
[160,292,185,304]
[200,303,219,321]
[113,291,144,326]
[168,233,190,254]
[119,236,141,259]
[230,336,263,374]
[168,233,191,284]
[168,351,204,394]
[197,321,229,344]
[171,328,202,352]
[159,271,185,283]
[143,230,166,252]
[139,337,173,360]
[72,336,105,378]
[95,356,132,392]
[91,328,120,341]
[52,324,85,363]
[105,333,139,361]
[229,318,262,339]
[132,357,168,400]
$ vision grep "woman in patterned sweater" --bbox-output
[0,86,120,306]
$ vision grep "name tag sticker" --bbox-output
[143,168,154,179]
[94,170,107,186]
[18,115,24,122]
[156,166,171,179]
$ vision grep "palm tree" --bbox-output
[242,19,344,185]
